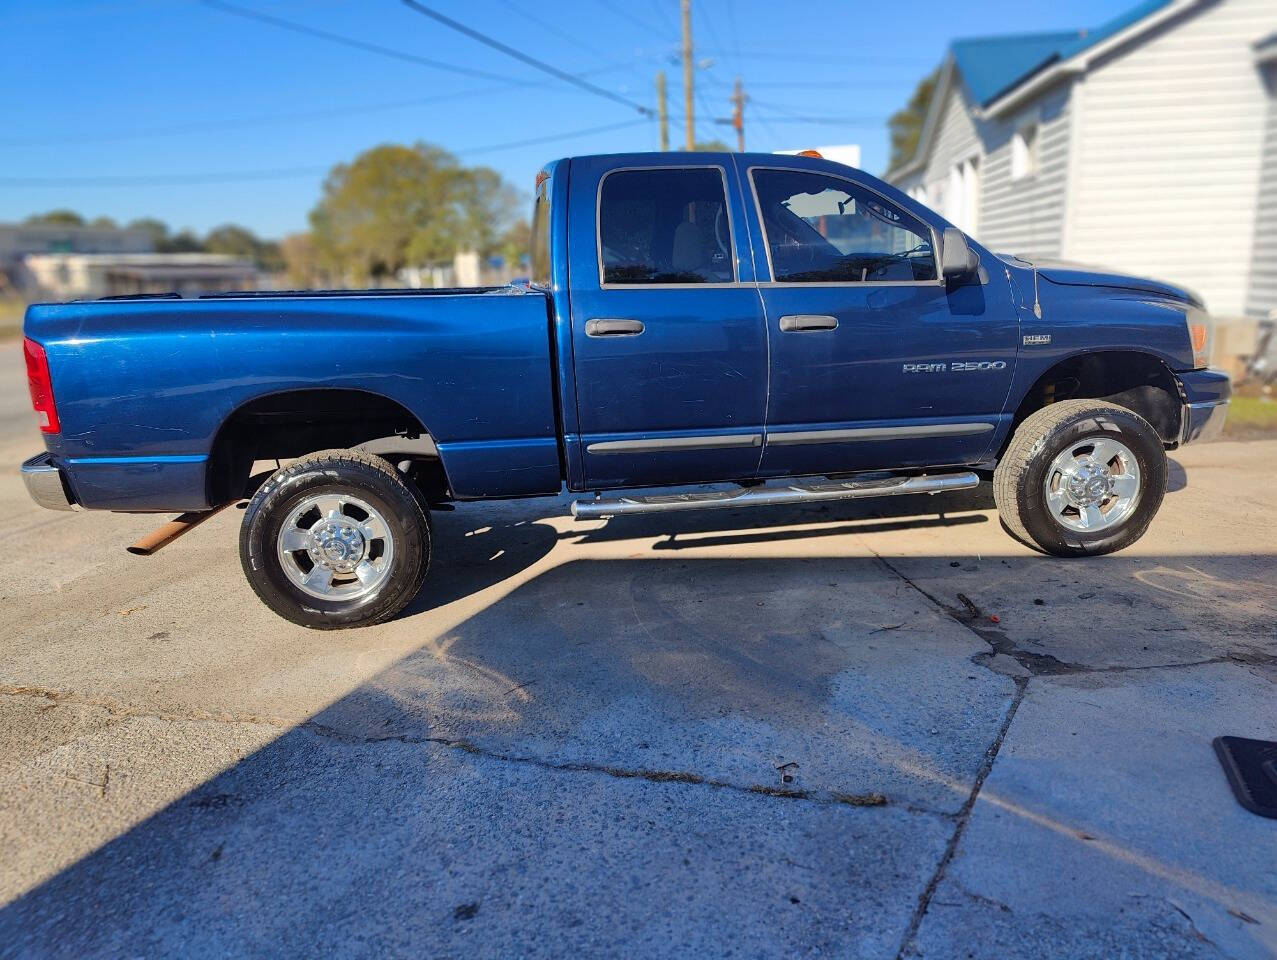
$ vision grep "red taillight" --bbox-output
[23,338,60,434]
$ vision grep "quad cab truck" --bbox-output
[21,152,1231,628]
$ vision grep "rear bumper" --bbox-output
[21,453,78,511]
[1176,369,1231,445]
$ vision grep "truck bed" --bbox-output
[25,285,562,510]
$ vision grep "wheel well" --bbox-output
[206,389,450,505]
[1005,351,1183,454]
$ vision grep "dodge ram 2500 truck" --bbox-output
[21,151,1231,628]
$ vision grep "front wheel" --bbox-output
[239,449,430,629]
[993,400,1167,557]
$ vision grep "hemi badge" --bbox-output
[1023,334,1051,345]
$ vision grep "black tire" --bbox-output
[239,449,430,629]
[993,400,1167,557]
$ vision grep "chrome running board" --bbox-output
[570,471,980,520]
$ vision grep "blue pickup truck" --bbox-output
[21,151,1230,628]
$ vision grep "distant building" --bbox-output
[0,222,154,260]
[883,0,1275,320]
[399,249,522,289]
[0,221,155,296]
[23,253,257,300]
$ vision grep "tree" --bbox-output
[494,218,531,268]
[281,232,325,288]
[888,69,939,172]
[24,210,84,226]
[160,230,205,254]
[89,215,118,229]
[204,224,258,258]
[205,224,284,272]
[126,217,170,249]
[308,142,523,284]
[692,139,732,152]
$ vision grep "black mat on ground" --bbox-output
[1213,736,1277,819]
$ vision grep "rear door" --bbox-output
[742,161,1018,477]
[566,157,768,489]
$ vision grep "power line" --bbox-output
[0,120,652,188]
[197,0,522,83]
[592,0,671,41]
[735,79,915,90]
[694,1,731,69]
[745,113,888,126]
[748,97,886,119]
[494,0,610,65]
[400,0,653,117]
[2,54,661,148]
[1,87,519,147]
[0,166,330,188]
[456,119,648,156]
[725,0,743,69]
[700,49,932,65]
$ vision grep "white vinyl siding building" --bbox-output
[1246,41,1277,316]
[886,0,1277,320]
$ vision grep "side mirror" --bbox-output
[941,227,979,279]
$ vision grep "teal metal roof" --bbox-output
[951,31,1081,105]
[950,0,1175,106]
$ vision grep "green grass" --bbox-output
[1223,394,1277,438]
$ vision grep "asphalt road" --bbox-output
[1,339,1274,959]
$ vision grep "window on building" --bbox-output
[598,168,735,285]
[946,157,980,234]
[750,169,936,283]
[1011,125,1038,180]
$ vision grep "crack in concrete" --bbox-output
[895,677,1029,959]
[300,721,896,812]
[0,686,927,816]
[861,547,1274,958]
[859,551,1276,678]
[0,684,294,729]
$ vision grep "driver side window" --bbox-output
[751,169,937,283]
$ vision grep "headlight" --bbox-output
[1185,307,1213,370]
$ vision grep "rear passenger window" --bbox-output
[598,168,735,285]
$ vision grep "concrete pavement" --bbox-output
[0,340,1273,958]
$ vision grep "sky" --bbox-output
[0,0,1134,240]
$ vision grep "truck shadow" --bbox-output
[406,485,998,614]
[3,546,1274,954]
[409,469,1190,613]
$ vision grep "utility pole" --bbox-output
[681,0,694,150]
[731,76,745,152]
[656,71,669,151]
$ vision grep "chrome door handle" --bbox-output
[586,318,645,337]
[779,314,838,332]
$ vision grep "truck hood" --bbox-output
[998,255,1204,309]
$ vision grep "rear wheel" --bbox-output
[993,400,1167,557]
[239,449,430,629]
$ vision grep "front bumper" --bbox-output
[1177,368,1231,445]
[1181,400,1229,444]
[21,453,78,511]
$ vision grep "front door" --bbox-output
[566,158,768,489]
[740,161,1019,478]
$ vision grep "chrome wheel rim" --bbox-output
[1043,435,1141,534]
[277,493,395,601]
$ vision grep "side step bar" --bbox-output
[571,471,980,520]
